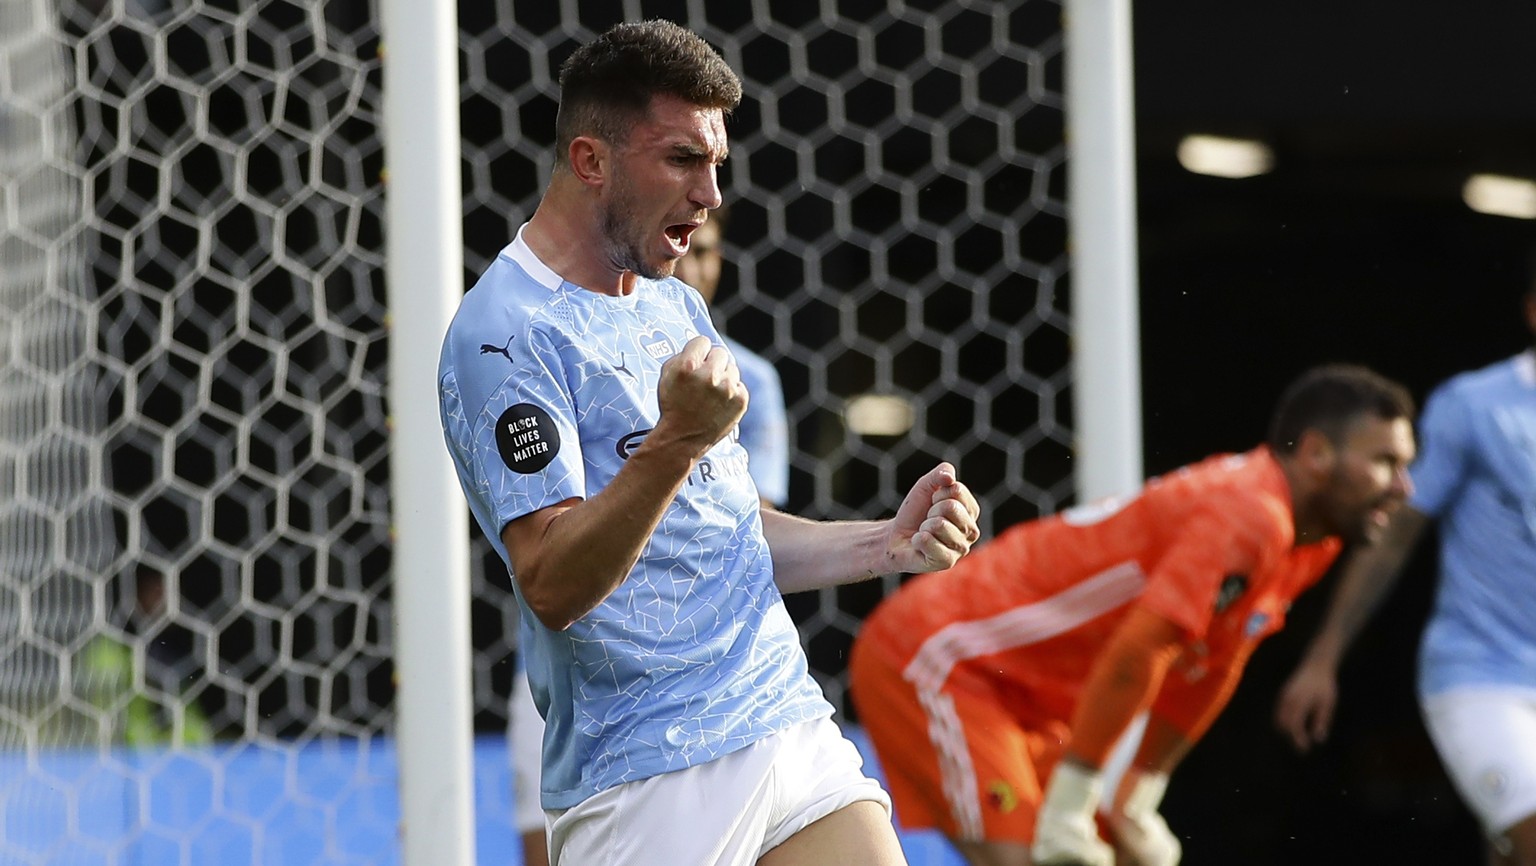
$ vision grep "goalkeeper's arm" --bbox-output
[1275,506,1428,752]
[1096,631,1260,866]
[1033,606,1187,866]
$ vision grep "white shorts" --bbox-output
[546,716,891,866]
[509,666,546,835]
[1421,686,1536,839]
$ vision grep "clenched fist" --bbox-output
[654,335,749,459]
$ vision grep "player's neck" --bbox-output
[525,186,630,296]
[1278,459,1329,546]
[1292,516,1329,546]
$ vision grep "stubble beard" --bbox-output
[1329,472,1389,546]
[600,180,675,281]
[1350,516,1381,546]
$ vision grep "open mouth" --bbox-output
[664,223,696,256]
[1366,501,1396,528]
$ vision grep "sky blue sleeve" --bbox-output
[730,344,790,506]
[453,317,587,533]
[1408,382,1471,518]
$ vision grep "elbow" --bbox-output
[1103,656,1154,692]
[516,571,580,632]
[528,605,578,632]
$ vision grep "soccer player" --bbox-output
[507,660,549,866]
[438,20,980,866]
[848,365,1416,866]
[1276,280,1536,866]
[504,205,792,866]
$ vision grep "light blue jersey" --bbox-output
[438,227,831,810]
[1411,350,1536,696]
[722,335,789,507]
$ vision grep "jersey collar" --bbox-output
[503,223,563,291]
[1516,350,1536,387]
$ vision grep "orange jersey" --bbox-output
[861,447,1342,730]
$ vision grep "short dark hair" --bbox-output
[555,20,742,162]
[1267,364,1415,455]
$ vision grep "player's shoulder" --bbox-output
[1158,449,1271,496]
[1433,351,1533,404]
[448,253,573,349]
[1162,449,1293,540]
[722,335,781,385]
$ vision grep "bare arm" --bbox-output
[1134,638,1260,774]
[1299,506,1429,666]
[502,336,746,630]
[1033,608,1187,866]
[760,463,980,594]
[1275,505,1430,751]
[1060,606,1187,771]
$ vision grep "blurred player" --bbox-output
[672,207,790,510]
[439,20,980,866]
[508,658,549,866]
[1277,278,1536,866]
[849,365,1416,866]
[505,204,791,866]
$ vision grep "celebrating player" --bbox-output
[438,20,979,865]
[849,365,1416,866]
[504,206,791,866]
[1277,275,1536,866]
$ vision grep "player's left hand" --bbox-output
[884,462,980,574]
[1106,770,1181,866]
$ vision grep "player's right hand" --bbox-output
[1274,658,1338,753]
[1032,763,1115,866]
[655,335,748,458]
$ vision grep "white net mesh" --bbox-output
[1,0,1068,859]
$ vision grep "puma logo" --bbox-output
[613,353,637,380]
[479,336,515,364]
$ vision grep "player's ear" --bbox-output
[1295,427,1337,478]
[568,136,608,188]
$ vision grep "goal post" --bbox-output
[0,2,1139,861]
[379,0,475,863]
[1065,0,1145,501]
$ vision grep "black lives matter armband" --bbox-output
[495,403,560,473]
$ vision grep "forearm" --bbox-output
[1302,507,1428,669]
[760,509,895,594]
[1065,607,1186,768]
[761,462,978,593]
[1141,642,1253,770]
[1041,610,1190,866]
[505,445,694,629]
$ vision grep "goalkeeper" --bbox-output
[849,365,1416,866]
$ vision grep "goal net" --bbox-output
[0,0,1070,860]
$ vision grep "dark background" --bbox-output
[1134,2,1535,862]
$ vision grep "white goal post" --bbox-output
[0,2,1139,863]
[379,0,475,864]
[1065,0,1144,501]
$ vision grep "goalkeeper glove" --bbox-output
[1107,769,1181,866]
[1031,762,1114,866]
